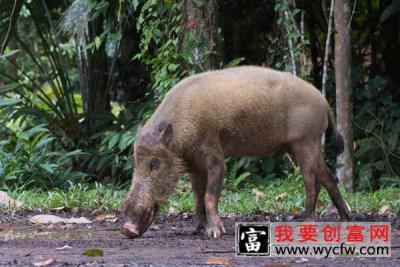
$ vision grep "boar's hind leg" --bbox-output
[291,139,322,221]
[190,170,207,234]
[204,151,226,238]
[317,155,350,221]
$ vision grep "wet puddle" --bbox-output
[0,229,120,241]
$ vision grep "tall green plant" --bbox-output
[0,1,81,140]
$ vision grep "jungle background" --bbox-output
[0,0,399,214]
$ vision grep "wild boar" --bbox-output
[121,66,350,238]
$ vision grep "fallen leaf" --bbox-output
[29,215,64,224]
[378,205,389,215]
[33,258,54,266]
[168,207,178,215]
[50,207,68,212]
[275,192,287,202]
[345,201,352,212]
[29,215,92,224]
[150,225,160,230]
[56,245,72,250]
[0,191,23,209]
[252,188,266,202]
[94,213,117,222]
[295,258,308,263]
[291,208,300,216]
[207,256,230,265]
[83,248,104,257]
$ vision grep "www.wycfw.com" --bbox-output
[273,243,390,257]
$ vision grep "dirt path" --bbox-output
[0,211,399,266]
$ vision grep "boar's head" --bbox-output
[121,122,184,238]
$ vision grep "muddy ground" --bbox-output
[0,211,399,266]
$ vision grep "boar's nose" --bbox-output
[121,221,141,238]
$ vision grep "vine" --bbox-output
[135,0,186,101]
[274,0,311,79]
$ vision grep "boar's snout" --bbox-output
[121,202,157,238]
[122,221,141,238]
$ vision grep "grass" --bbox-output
[8,183,126,212]
[4,176,400,216]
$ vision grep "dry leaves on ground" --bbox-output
[94,213,118,223]
[29,215,92,224]
[33,258,54,266]
[206,256,230,265]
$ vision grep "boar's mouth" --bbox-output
[121,204,158,238]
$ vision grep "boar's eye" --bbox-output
[149,157,160,171]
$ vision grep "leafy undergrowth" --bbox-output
[5,178,400,216]
[8,183,126,212]
[168,177,400,216]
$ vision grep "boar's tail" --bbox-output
[327,108,344,155]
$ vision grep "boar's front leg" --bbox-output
[204,151,226,238]
[190,170,207,234]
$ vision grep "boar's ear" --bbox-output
[158,122,173,148]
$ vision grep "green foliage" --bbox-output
[10,182,126,212]
[82,123,138,183]
[6,171,399,215]
[0,1,81,139]
[274,0,311,78]
[353,74,400,190]
[225,158,252,190]
[380,0,400,22]
[0,123,87,190]
[135,0,186,100]
[165,170,400,216]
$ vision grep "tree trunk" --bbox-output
[334,0,354,191]
[86,16,111,134]
[185,0,220,71]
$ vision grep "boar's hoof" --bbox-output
[294,212,317,222]
[121,222,141,238]
[206,220,226,239]
[191,222,206,235]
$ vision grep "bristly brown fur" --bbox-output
[121,66,350,238]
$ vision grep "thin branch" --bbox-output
[320,0,335,149]
[284,9,297,75]
[0,70,60,116]
[321,0,335,98]
[299,11,307,67]
[1,0,22,54]
[354,122,400,178]
[41,0,56,34]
